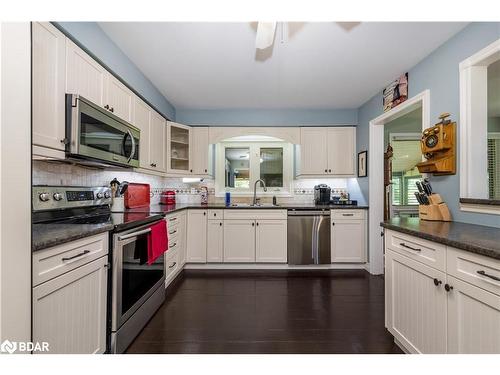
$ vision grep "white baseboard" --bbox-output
[184,263,369,270]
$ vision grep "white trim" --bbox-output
[459,38,500,213]
[368,90,430,275]
[208,127,301,144]
[388,132,422,142]
[184,263,369,270]
[460,203,500,215]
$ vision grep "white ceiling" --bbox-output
[98,22,467,110]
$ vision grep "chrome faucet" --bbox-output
[253,179,267,206]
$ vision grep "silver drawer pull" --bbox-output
[342,213,354,216]
[169,242,177,248]
[62,250,90,261]
[399,243,421,252]
[169,230,177,235]
[477,270,500,281]
[168,262,177,269]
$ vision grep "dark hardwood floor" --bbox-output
[126,269,403,354]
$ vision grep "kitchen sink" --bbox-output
[230,203,279,207]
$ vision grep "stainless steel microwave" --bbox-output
[65,94,140,168]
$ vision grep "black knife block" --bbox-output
[418,193,452,221]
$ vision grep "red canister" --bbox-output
[160,190,176,205]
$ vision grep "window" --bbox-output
[391,173,421,206]
[216,140,292,196]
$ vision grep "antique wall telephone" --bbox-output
[416,112,456,175]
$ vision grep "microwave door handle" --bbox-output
[124,129,136,163]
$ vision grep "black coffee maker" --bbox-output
[314,184,331,205]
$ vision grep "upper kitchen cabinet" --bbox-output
[66,39,106,107]
[32,22,67,154]
[104,74,135,123]
[191,127,211,176]
[299,127,356,177]
[167,121,192,174]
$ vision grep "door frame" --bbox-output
[368,90,430,275]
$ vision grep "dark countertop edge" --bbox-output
[459,198,500,206]
[32,225,114,252]
[141,204,369,214]
[380,222,500,261]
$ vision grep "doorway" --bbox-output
[368,90,430,275]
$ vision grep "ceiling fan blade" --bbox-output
[256,22,277,50]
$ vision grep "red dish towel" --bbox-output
[147,220,168,265]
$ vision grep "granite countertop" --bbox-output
[125,202,369,215]
[381,217,500,260]
[32,222,114,252]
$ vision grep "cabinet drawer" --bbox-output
[165,246,180,287]
[385,230,445,271]
[447,247,500,296]
[33,233,109,286]
[165,213,183,226]
[331,210,365,220]
[224,209,287,220]
[208,209,224,220]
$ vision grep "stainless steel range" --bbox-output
[32,186,166,353]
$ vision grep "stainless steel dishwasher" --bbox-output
[287,209,331,264]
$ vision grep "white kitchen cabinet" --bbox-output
[133,97,152,169]
[177,212,187,267]
[385,249,447,354]
[165,245,180,288]
[32,256,108,354]
[186,210,207,263]
[32,22,66,153]
[149,111,167,172]
[66,39,106,107]
[331,210,366,263]
[223,220,256,262]
[207,220,224,262]
[104,74,134,123]
[300,128,328,175]
[255,220,287,263]
[327,127,356,175]
[299,127,356,176]
[191,127,210,176]
[447,275,500,353]
[167,121,192,174]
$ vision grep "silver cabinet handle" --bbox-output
[168,262,177,269]
[399,243,421,252]
[62,250,90,261]
[169,242,177,248]
[477,270,500,281]
[342,213,354,216]
[118,228,151,241]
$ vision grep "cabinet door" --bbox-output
[133,98,152,169]
[32,22,66,151]
[167,121,192,174]
[447,275,500,353]
[178,213,187,267]
[104,74,134,123]
[191,127,209,175]
[32,256,107,354]
[327,127,356,175]
[331,219,366,263]
[207,220,224,262]
[66,39,106,107]
[385,250,447,353]
[224,220,255,262]
[300,128,328,175]
[186,210,207,263]
[149,111,167,172]
[255,220,287,263]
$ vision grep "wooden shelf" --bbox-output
[171,156,189,161]
[170,139,189,145]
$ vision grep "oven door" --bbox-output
[112,222,165,331]
[67,94,140,167]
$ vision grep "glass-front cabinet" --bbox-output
[167,121,192,174]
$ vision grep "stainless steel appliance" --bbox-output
[314,184,331,205]
[287,209,331,265]
[32,186,166,354]
[65,94,140,168]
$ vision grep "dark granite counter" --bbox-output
[381,217,500,260]
[32,222,114,252]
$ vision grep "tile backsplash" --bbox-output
[33,160,351,205]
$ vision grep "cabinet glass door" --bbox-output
[170,125,190,172]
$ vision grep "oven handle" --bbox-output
[118,228,151,241]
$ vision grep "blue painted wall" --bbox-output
[55,22,176,120]
[356,22,500,227]
[176,108,358,126]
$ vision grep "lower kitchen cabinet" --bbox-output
[255,220,287,263]
[331,210,367,263]
[186,210,207,263]
[32,256,108,354]
[447,275,500,353]
[385,249,447,353]
[207,220,224,262]
[224,220,256,262]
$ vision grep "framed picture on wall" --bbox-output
[358,151,367,177]
[383,73,408,112]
